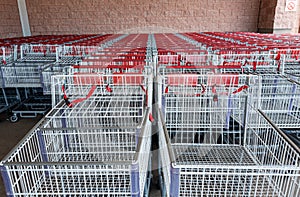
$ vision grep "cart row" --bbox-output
[1,32,300,196]
[1,73,154,196]
[1,70,300,196]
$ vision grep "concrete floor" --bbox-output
[0,112,42,196]
[0,112,161,197]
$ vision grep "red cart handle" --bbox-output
[62,85,97,107]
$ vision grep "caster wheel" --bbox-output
[9,115,19,123]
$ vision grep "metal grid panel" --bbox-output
[159,74,260,146]
[217,53,282,74]
[3,163,133,196]
[173,145,255,165]
[20,44,57,61]
[1,62,51,88]
[41,63,73,95]
[178,168,297,197]
[40,128,137,162]
[257,75,300,128]
[51,73,152,124]
[47,93,145,128]
[284,70,300,83]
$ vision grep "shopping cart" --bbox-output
[159,74,300,196]
[217,53,282,74]
[0,107,152,196]
[157,73,260,130]
[19,44,58,62]
[158,105,300,197]
[276,49,300,66]
[157,73,300,196]
[41,57,80,95]
[155,53,255,76]
[0,61,53,122]
[1,62,51,88]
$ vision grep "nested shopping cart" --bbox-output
[19,44,58,62]
[158,99,300,197]
[0,61,53,122]
[52,68,153,111]
[157,73,260,128]
[217,53,283,74]
[1,71,153,196]
[1,62,53,88]
[156,54,218,75]
[0,108,152,196]
[157,73,300,196]
[0,45,57,122]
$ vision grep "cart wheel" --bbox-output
[9,115,19,123]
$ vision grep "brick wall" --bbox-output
[26,0,260,35]
[274,0,297,33]
[0,0,22,38]
[296,1,300,33]
[287,0,300,33]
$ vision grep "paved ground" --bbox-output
[0,112,42,197]
[0,112,161,197]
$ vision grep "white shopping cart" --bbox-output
[158,106,300,197]
[0,107,152,196]
[157,73,300,196]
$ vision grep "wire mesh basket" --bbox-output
[0,109,152,197]
[158,106,300,197]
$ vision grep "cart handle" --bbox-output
[232,85,248,94]
[275,53,281,72]
[165,84,247,98]
[165,83,206,96]
[166,64,242,69]
[104,84,148,106]
[62,85,97,108]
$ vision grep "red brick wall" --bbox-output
[296,1,300,33]
[0,0,22,38]
[297,1,300,33]
[274,0,297,33]
[26,0,261,35]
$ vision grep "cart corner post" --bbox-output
[0,165,14,197]
[170,165,180,197]
[131,163,140,197]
